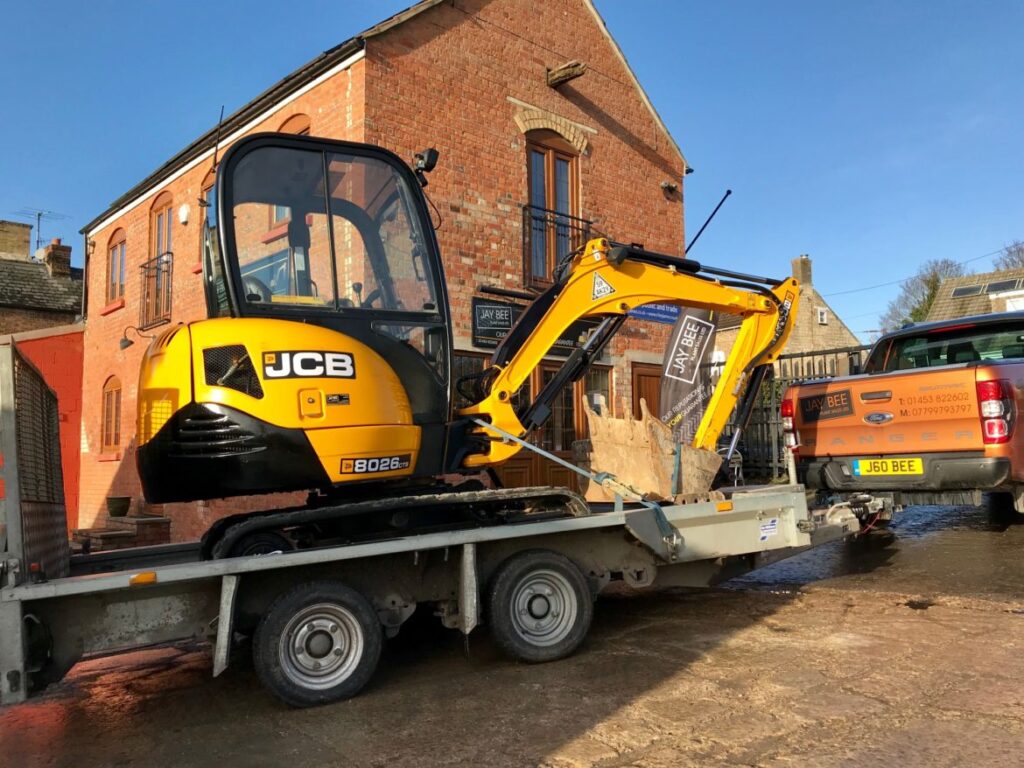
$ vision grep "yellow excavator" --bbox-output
[135,133,798,557]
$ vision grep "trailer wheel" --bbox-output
[253,581,382,707]
[487,550,593,663]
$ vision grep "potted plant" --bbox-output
[106,496,131,518]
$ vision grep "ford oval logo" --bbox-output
[864,412,894,425]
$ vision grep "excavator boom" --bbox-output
[458,238,799,468]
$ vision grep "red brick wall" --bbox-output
[15,327,84,530]
[362,0,685,412]
[0,308,78,336]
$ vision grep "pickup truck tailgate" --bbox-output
[791,366,982,456]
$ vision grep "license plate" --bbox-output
[852,458,924,476]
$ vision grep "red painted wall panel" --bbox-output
[17,328,84,530]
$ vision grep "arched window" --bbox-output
[150,191,173,258]
[143,191,174,328]
[278,113,311,135]
[101,376,122,453]
[524,129,582,286]
[106,228,126,303]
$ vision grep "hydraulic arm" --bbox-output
[458,238,799,468]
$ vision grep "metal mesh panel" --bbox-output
[13,350,70,579]
[203,345,263,398]
[140,395,174,444]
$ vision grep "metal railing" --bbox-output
[140,252,173,330]
[522,205,592,286]
[721,344,872,479]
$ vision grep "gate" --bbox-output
[722,344,871,480]
[0,342,70,582]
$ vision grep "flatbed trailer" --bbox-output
[0,344,859,708]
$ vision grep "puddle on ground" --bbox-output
[726,501,1024,598]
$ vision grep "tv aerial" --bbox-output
[11,208,70,252]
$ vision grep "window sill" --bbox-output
[139,318,172,332]
[261,223,288,244]
[262,213,314,244]
[98,451,122,462]
[100,298,125,316]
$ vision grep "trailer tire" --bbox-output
[487,549,593,663]
[253,581,382,707]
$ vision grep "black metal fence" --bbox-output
[522,205,591,286]
[723,344,872,479]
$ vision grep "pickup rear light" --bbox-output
[780,398,797,448]
[977,379,1016,445]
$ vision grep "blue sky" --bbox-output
[1,1,1021,339]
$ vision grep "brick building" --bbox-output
[77,0,688,539]
[0,221,83,335]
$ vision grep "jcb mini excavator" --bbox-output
[135,133,799,557]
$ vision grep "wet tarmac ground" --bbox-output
[3,503,1023,767]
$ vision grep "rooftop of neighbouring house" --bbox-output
[926,267,1024,322]
[0,230,83,313]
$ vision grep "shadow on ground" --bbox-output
[0,586,802,768]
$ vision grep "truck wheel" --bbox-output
[253,581,382,707]
[487,549,593,663]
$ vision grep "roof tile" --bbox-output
[0,260,83,313]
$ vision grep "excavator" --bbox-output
[135,132,799,558]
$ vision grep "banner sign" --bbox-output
[659,310,719,443]
[471,296,599,358]
[627,303,681,325]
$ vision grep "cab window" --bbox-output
[227,144,436,314]
[326,153,437,312]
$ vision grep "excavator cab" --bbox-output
[209,133,450,374]
[137,134,455,502]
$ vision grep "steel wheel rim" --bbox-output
[240,541,281,556]
[510,568,578,647]
[279,603,364,689]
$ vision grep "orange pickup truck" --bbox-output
[782,312,1024,512]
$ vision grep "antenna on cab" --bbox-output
[199,106,225,208]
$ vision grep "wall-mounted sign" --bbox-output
[628,303,681,324]
[471,296,599,358]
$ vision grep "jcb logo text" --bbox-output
[263,351,356,379]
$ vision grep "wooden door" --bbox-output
[528,364,578,488]
[492,374,535,488]
[632,363,662,419]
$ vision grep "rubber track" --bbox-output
[207,486,590,560]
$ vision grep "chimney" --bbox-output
[41,238,72,278]
[0,220,32,261]
[791,254,812,286]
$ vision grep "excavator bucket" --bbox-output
[573,399,722,502]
